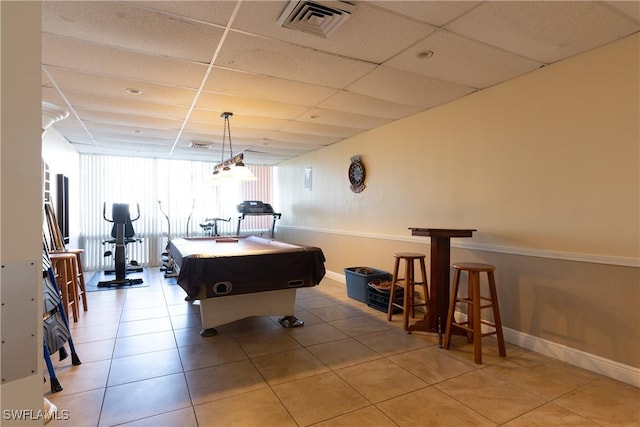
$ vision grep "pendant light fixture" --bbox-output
[211,112,257,184]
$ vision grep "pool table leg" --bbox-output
[200,328,218,337]
[279,315,303,328]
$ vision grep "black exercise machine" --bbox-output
[98,202,143,287]
[200,217,231,236]
[236,200,281,238]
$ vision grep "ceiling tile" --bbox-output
[204,67,336,106]
[168,147,236,163]
[42,33,209,88]
[48,120,92,144]
[215,31,375,88]
[369,1,481,27]
[259,130,340,146]
[297,108,393,129]
[74,108,184,131]
[384,29,544,89]
[129,1,236,27]
[90,133,174,148]
[43,88,191,121]
[43,68,199,106]
[185,114,289,134]
[86,139,179,154]
[245,140,327,154]
[605,1,640,23]
[82,122,180,141]
[182,128,273,146]
[347,66,476,107]
[447,1,640,63]
[194,92,310,120]
[42,1,225,63]
[318,91,424,119]
[281,121,363,138]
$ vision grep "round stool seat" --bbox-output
[452,262,495,272]
[395,252,426,260]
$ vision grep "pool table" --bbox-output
[169,236,326,336]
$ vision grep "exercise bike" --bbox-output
[199,217,231,236]
[98,203,143,287]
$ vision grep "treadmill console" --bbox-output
[236,201,281,238]
[237,200,275,214]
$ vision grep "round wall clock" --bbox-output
[348,155,366,193]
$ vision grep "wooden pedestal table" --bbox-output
[408,228,476,341]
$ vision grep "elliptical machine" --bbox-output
[158,199,194,278]
[98,203,143,287]
[158,200,177,278]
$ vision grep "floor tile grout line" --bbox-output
[157,270,396,424]
[54,271,636,426]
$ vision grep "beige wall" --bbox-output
[42,128,81,241]
[0,1,45,423]
[275,34,640,370]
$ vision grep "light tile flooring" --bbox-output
[46,269,639,426]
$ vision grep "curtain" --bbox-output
[79,155,273,271]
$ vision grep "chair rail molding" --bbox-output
[278,225,640,268]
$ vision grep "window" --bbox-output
[79,155,272,270]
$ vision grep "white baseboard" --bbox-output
[324,269,640,388]
[324,270,346,283]
[502,327,640,387]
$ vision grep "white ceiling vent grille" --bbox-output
[189,141,214,149]
[277,1,356,38]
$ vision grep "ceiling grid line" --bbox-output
[40,0,639,164]
[168,0,244,157]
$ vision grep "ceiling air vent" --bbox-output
[189,141,214,149]
[277,1,356,38]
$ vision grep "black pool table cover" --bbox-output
[169,236,326,300]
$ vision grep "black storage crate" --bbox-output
[344,267,392,303]
[367,281,403,314]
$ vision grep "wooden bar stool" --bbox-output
[72,249,88,312]
[443,262,506,364]
[49,252,79,322]
[44,203,89,314]
[387,252,429,331]
[52,249,88,313]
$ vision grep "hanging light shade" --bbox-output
[210,112,257,185]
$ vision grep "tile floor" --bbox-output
[46,269,639,426]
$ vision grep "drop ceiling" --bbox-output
[41,1,639,165]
